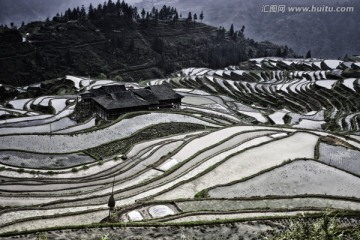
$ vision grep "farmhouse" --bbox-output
[86,84,183,120]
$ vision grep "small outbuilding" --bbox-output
[145,84,183,107]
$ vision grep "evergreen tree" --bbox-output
[240,25,245,35]
[133,7,138,19]
[141,8,146,19]
[89,3,95,20]
[200,11,204,22]
[102,1,108,13]
[108,193,115,215]
[116,0,121,10]
[70,7,78,20]
[159,5,167,20]
[229,24,234,38]
[188,12,192,21]
[107,0,114,12]
[174,11,179,21]
[64,8,71,20]
[151,7,156,15]
[306,50,312,58]
[282,46,288,57]
[194,13,198,22]
[76,6,81,16]
[154,9,159,25]
[80,5,86,19]
[97,3,103,12]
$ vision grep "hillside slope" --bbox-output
[0,16,293,86]
[1,0,358,60]
[137,0,360,58]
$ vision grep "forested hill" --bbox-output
[0,1,295,86]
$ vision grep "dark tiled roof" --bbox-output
[101,85,126,94]
[80,91,93,99]
[132,89,159,105]
[92,91,150,110]
[89,85,126,97]
[89,88,104,97]
[145,84,183,101]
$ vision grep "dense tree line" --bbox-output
[53,0,203,26]
[60,1,137,21]
[275,45,289,58]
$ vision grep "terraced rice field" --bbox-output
[208,160,360,198]
[0,57,360,238]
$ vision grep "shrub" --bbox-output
[194,190,209,199]
[82,165,89,170]
[37,232,48,240]
[351,228,360,239]
[283,114,292,125]
[262,212,343,240]
[72,167,78,173]
[97,73,107,79]
[114,75,123,81]
[99,234,110,240]
[17,168,25,173]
